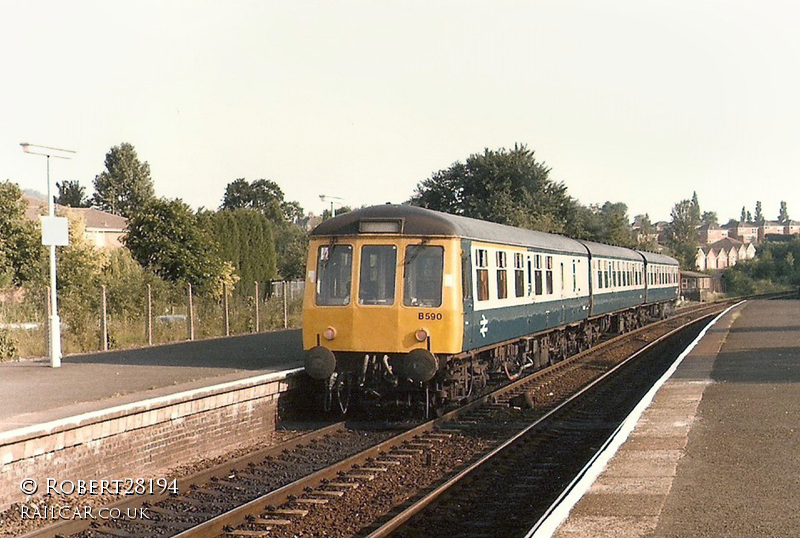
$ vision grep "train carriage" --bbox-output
[578,240,647,317]
[302,204,679,415]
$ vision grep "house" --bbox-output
[696,237,755,271]
[726,222,759,243]
[697,223,728,244]
[24,195,127,249]
[759,220,785,242]
[785,220,800,236]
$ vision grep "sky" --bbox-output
[2,0,800,223]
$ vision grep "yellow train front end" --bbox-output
[301,207,465,413]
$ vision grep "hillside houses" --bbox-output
[695,219,799,271]
[696,237,756,271]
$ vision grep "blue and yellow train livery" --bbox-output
[302,204,679,414]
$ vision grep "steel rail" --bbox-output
[363,311,722,537]
[18,422,347,538]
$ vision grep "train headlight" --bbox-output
[415,328,429,342]
[323,326,337,341]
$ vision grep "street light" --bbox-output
[319,194,344,218]
[20,142,76,368]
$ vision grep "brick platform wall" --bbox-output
[0,370,303,510]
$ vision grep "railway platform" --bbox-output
[550,298,800,537]
[0,329,303,432]
[0,329,306,510]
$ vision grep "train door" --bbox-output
[461,239,476,348]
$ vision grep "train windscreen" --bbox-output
[316,245,353,306]
[359,245,397,305]
[403,245,443,307]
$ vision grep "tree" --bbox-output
[666,198,700,269]
[754,201,764,223]
[274,224,309,280]
[701,211,718,227]
[93,143,155,218]
[56,180,91,207]
[778,201,790,223]
[691,191,701,223]
[200,209,278,295]
[124,198,233,295]
[410,144,577,233]
[221,178,302,223]
[577,202,635,247]
[634,214,659,250]
[741,206,748,223]
[0,181,44,286]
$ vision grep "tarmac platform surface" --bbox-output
[553,298,800,537]
[0,329,304,433]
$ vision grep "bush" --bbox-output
[0,332,18,362]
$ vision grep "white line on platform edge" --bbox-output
[525,301,745,538]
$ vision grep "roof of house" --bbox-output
[65,207,127,230]
[23,195,127,231]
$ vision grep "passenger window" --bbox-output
[316,245,353,306]
[404,245,444,307]
[476,249,489,301]
[546,256,554,294]
[514,253,525,298]
[572,260,577,292]
[535,255,543,296]
[496,251,508,299]
[358,245,396,305]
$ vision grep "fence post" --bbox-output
[283,281,288,329]
[188,283,195,341]
[147,284,153,346]
[101,285,108,351]
[223,282,230,337]
[254,281,260,333]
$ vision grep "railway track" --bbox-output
[367,310,726,537]
[19,302,730,538]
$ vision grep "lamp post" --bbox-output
[20,142,75,368]
[319,194,344,218]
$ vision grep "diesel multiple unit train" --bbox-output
[302,204,679,415]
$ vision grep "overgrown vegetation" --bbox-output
[1,143,308,360]
[723,238,800,295]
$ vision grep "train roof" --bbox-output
[577,240,643,261]
[310,204,588,255]
[636,250,680,266]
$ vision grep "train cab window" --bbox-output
[514,253,525,298]
[496,251,508,299]
[476,249,489,301]
[545,256,554,294]
[534,255,543,296]
[404,245,444,307]
[316,245,353,306]
[358,245,397,305]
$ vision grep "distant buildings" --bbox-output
[24,195,127,250]
[696,237,756,271]
[694,219,798,271]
